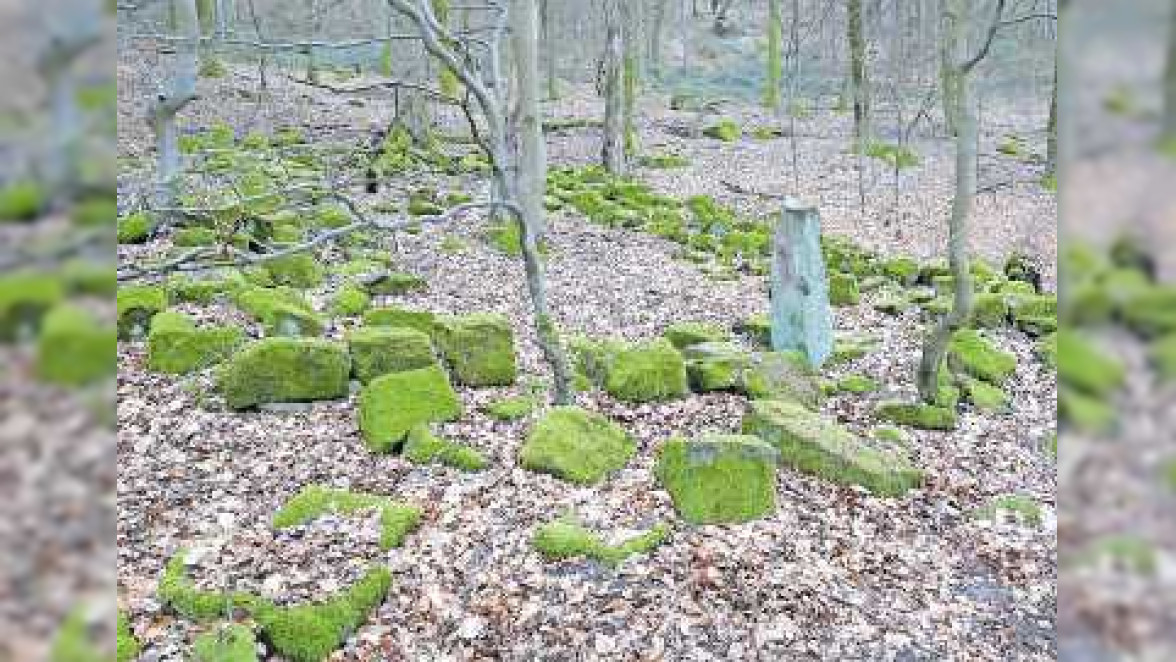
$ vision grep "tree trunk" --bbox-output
[622,1,640,157]
[510,0,573,405]
[1164,0,1176,142]
[152,0,199,212]
[847,0,869,144]
[917,3,977,403]
[939,0,965,135]
[1047,64,1057,171]
[602,11,626,175]
[541,0,558,99]
[764,0,782,110]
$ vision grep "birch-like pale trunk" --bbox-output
[510,0,573,405]
[621,0,639,157]
[764,0,782,110]
[939,0,965,135]
[602,9,626,175]
[151,0,199,212]
[541,0,558,99]
[916,0,977,403]
[649,0,668,78]
[1163,0,1176,142]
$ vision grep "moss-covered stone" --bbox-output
[347,326,435,383]
[872,290,911,315]
[744,400,922,496]
[273,484,422,549]
[663,321,729,349]
[0,271,64,341]
[362,307,436,333]
[117,284,168,340]
[51,607,110,662]
[358,365,461,452]
[1036,331,1057,368]
[1059,386,1116,433]
[604,338,688,402]
[192,624,257,662]
[59,260,114,297]
[481,394,535,421]
[736,313,772,347]
[264,254,325,289]
[166,272,245,305]
[118,212,153,244]
[740,350,822,405]
[1150,334,1176,381]
[402,425,487,472]
[1057,331,1125,397]
[1122,286,1176,338]
[532,517,670,566]
[962,377,1010,412]
[947,329,1017,385]
[1009,293,1057,336]
[703,119,742,142]
[234,286,323,337]
[329,284,370,316]
[875,400,957,430]
[828,272,860,306]
[174,226,219,247]
[219,338,350,410]
[434,313,517,386]
[836,374,879,394]
[971,292,1010,328]
[519,407,635,485]
[882,257,919,285]
[655,434,777,524]
[363,272,427,296]
[36,305,116,386]
[0,180,44,221]
[148,311,245,374]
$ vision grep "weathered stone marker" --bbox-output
[770,198,834,366]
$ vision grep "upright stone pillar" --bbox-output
[770,197,833,366]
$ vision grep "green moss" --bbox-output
[358,365,462,452]
[117,612,139,662]
[1122,286,1176,338]
[117,284,168,340]
[971,292,1009,328]
[174,226,219,247]
[402,425,487,471]
[740,351,822,405]
[36,305,116,386]
[1057,331,1124,397]
[148,311,245,374]
[663,321,729,349]
[157,553,265,621]
[1059,386,1116,434]
[875,400,957,430]
[836,374,879,394]
[347,326,435,382]
[638,153,691,169]
[1078,535,1157,576]
[882,257,919,285]
[167,273,244,304]
[962,377,1009,412]
[0,180,44,221]
[434,313,517,386]
[973,493,1043,526]
[655,434,778,524]
[533,517,669,566]
[828,272,860,306]
[60,260,114,297]
[199,57,228,78]
[0,271,64,341]
[439,234,468,253]
[604,339,688,402]
[481,394,535,421]
[745,400,922,496]
[193,624,257,662]
[233,286,323,337]
[1149,334,1176,380]
[703,119,742,142]
[872,426,906,445]
[273,484,422,549]
[519,407,635,485]
[363,272,427,296]
[50,607,108,662]
[1037,332,1057,368]
[118,211,153,243]
[219,338,350,410]
[264,254,325,289]
[947,329,1017,385]
[363,307,436,333]
[329,284,370,317]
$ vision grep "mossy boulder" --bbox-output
[604,339,688,402]
[961,377,1010,412]
[1060,387,1116,433]
[346,326,436,382]
[735,313,772,347]
[117,285,168,340]
[363,272,427,296]
[1057,331,1125,397]
[148,311,245,374]
[264,254,325,289]
[174,226,219,247]
[1122,286,1176,338]
[70,196,113,226]
[329,284,370,316]
[234,286,323,337]
[518,407,635,485]
[744,400,922,496]
[663,321,730,349]
[882,257,919,285]
[836,374,879,394]
[434,313,517,386]
[1009,293,1057,336]
[219,338,350,410]
[1150,334,1176,381]
[34,305,114,387]
[358,365,462,452]
[481,394,535,421]
[947,329,1017,385]
[402,426,487,472]
[971,292,1010,328]
[655,434,777,524]
[0,272,64,341]
[118,212,153,244]
[703,119,742,142]
[362,307,436,333]
[116,612,139,662]
[828,272,860,306]
[875,400,957,430]
[0,180,44,221]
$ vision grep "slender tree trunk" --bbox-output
[848,0,869,211]
[939,0,965,135]
[680,0,691,71]
[917,1,976,403]
[510,0,573,405]
[764,0,783,110]
[622,1,640,157]
[1163,0,1176,142]
[151,0,199,212]
[650,0,668,79]
[541,0,558,99]
[1047,64,1057,170]
[603,9,626,175]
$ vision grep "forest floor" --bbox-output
[116,58,1057,661]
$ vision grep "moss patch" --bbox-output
[875,400,957,430]
[36,305,116,386]
[0,180,44,221]
[434,313,517,386]
[219,338,350,410]
[347,326,436,382]
[1057,331,1125,397]
[947,329,1017,385]
[233,286,323,337]
[363,307,436,333]
[329,284,371,317]
[273,484,421,549]
[655,434,778,524]
[117,284,168,340]
[117,612,139,662]
[961,377,1010,412]
[703,119,742,142]
[148,311,245,374]
[835,374,879,394]
[663,321,729,349]
[192,624,257,662]
[519,407,635,485]
[264,254,325,289]
[402,425,487,472]
[118,212,153,243]
[363,272,427,296]
[481,394,535,421]
[829,272,860,306]
[0,271,64,341]
[604,338,688,403]
[533,518,670,566]
[358,365,462,453]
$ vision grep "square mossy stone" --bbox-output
[167,272,246,305]
[875,400,957,430]
[1036,332,1057,369]
[264,253,325,289]
[744,400,922,496]
[347,326,436,382]
[192,624,257,662]
[403,426,487,472]
[0,180,45,221]
[362,307,436,333]
[947,329,1017,385]
[147,311,245,374]
[736,313,772,347]
[604,339,689,403]
[683,342,748,392]
[36,305,116,386]
[1057,331,1125,397]
[234,286,323,337]
[434,313,517,387]
[358,365,462,453]
[117,284,168,340]
[481,394,535,421]
[363,272,427,296]
[519,407,635,485]
[663,321,730,349]
[971,292,1010,328]
[219,338,350,410]
[656,434,777,524]
[0,271,65,341]
[829,272,860,306]
[1008,293,1057,336]
[873,290,911,316]
[836,374,880,394]
[1122,285,1176,338]
[740,351,822,406]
